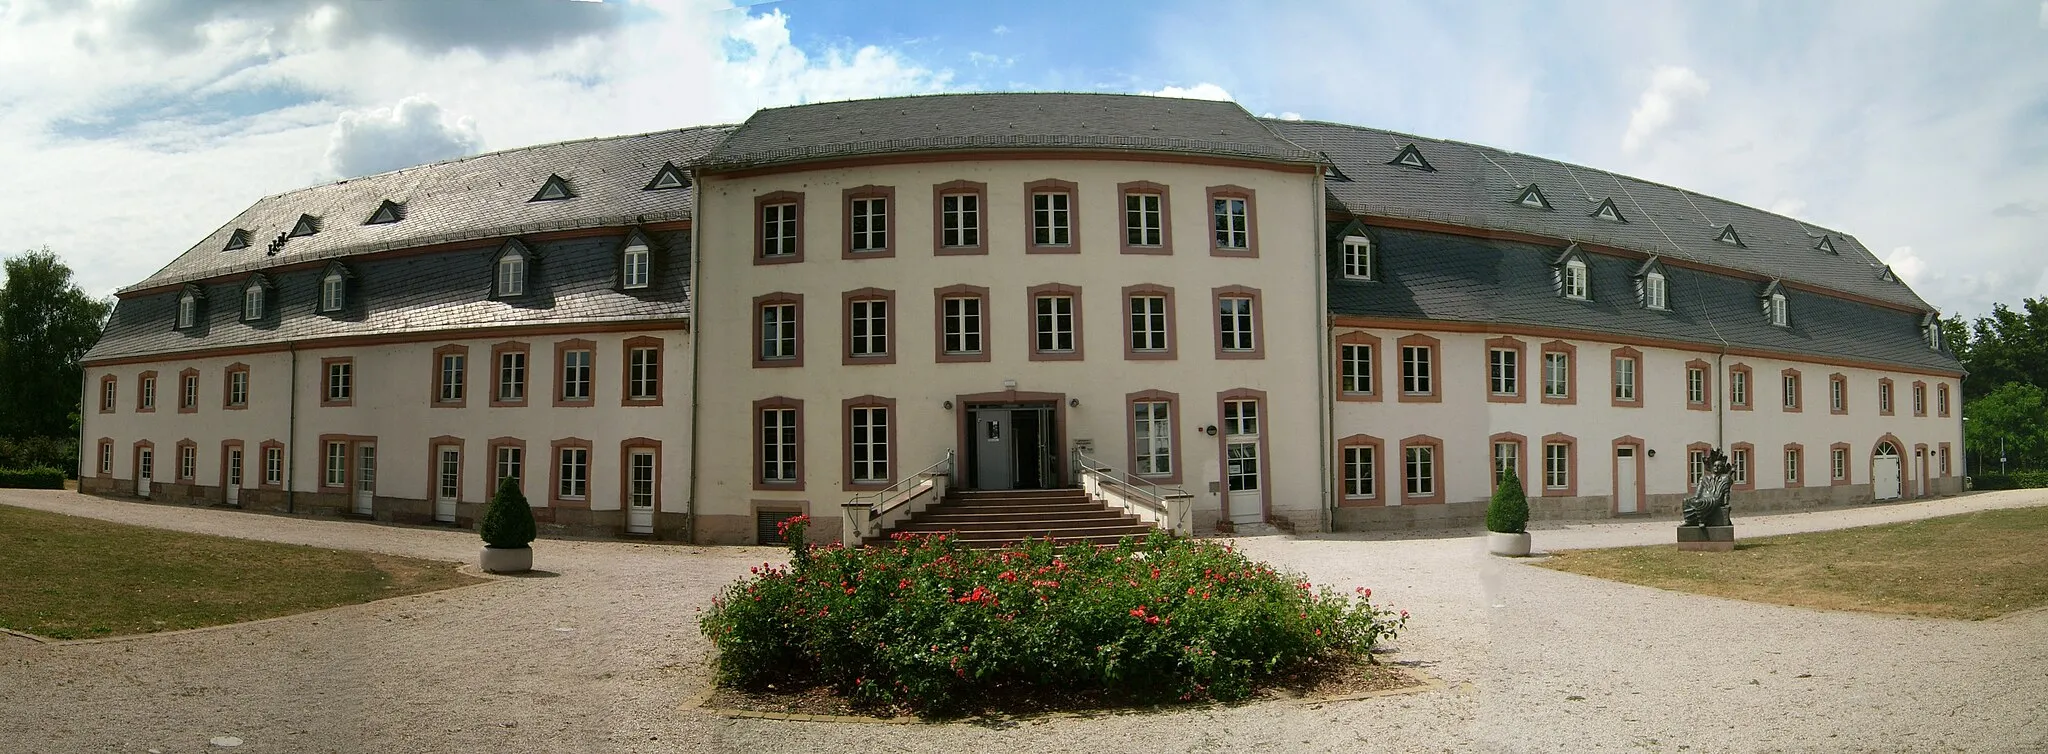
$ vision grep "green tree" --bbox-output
[1956,299,2048,403]
[0,249,111,439]
[1962,382,2048,473]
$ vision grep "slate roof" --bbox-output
[1268,120,1934,313]
[697,93,1322,171]
[123,125,734,293]
[1332,226,1961,373]
[87,230,689,363]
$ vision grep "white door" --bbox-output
[627,449,656,534]
[1614,445,1639,514]
[1223,399,1263,525]
[354,444,377,515]
[434,445,460,523]
[136,449,152,498]
[1873,442,1901,500]
[225,448,243,506]
[1916,451,1928,497]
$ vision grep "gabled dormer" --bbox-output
[1633,257,1670,311]
[317,261,353,315]
[1513,184,1553,211]
[240,273,273,323]
[1590,197,1627,223]
[1388,143,1435,172]
[288,214,321,238]
[1921,313,1944,351]
[531,174,573,202]
[1552,243,1593,301]
[644,162,690,191]
[1814,235,1837,254]
[1878,265,1899,283]
[1714,224,1744,247]
[173,284,206,331]
[366,199,405,225]
[1327,218,1376,282]
[223,229,251,252]
[617,229,659,290]
[492,239,535,299]
[1319,152,1351,182]
[1759,279,1788,327]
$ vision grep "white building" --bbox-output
[78,93,1964,544]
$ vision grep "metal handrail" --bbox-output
[851,449,956,520]
[1072,449,1189,514]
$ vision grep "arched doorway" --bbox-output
[1872,441,1901,500]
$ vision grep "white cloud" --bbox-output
[1621,65,1711,153]
[324,95,482,178]
[967,51,1013,69]
[1885,246,1926,286]
[2040,1,2047,29]
[992,24,1010,35]
[1142,82,1233,101]
[1261,111,1304,121]
[1768,198,1808,218]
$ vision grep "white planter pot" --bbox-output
[1487,531,1532,557]
[480,545,533,574]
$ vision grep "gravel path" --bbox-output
[2,490,2044,753]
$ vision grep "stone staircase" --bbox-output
[884,488,1156,548]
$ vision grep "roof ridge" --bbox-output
[746,90,1247,113]
[1264,117,1861,241]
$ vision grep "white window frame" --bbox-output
[1690,449,1708,487]
[1493,441,1518,483]
[1342,236,1373,280]
[179,445,197,480]
[1543,352,1570,399]
[1732,448,1750,485]
[99,443,113,474]
[1544,443,1570,490]
[439,354,465,402]
[265,446,283,486]
[495,446,523,488]
[1564,260,1589,300]
[321,272,345,312]
[1768,293,1787,326]
[622,244,651,289]
[142,376,156,409]
[325,441,348,487]
[561,349,592,401]
[760,408,798,483]
[761,304,797,360]
[1404,445,1434,496]
[1035,295,1075,353]
[943,296,982,355]
[1831,377,1845,412]
[1401,345,1432,395]
[243,285,264,321]
[1732,371,1749,407]
[1614,356,1637,402]
[941,193,979,248]
[1341,344,1372,395]
[849,298,889,357]
[177,293,196,329]
[1132,401,1172,477]
[229,370,248,407]
[849,405,890,483]
[629,346,659,400]
[326,361,351,402]
[497,254,527,297]
[1344,445,1375,499]
[1688,368,1706,404]
[1783,374,1799,409]
[1644,272,1667,310]
[849,196,888,252]
[761,202,798,257]
[1489,348,1518,396]
[1218,296,1255,352]
[1913,384,1925,415]
[1125,192,1163,247]
[1785,449,1800,484]
[1130,296,1168,353]
[181,373,199,409]
[1880,382,1893,413]
[1213,196,1249,249]
[1032,191,1071,246]
[101,379,116,411]
[558,447,588,500]
[498,351,526,402]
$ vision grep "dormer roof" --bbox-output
[1514,184,1553,210]
[288,214,321,238]
[367,200,405,225]
[644,162,690,191]
[223,229,251,251]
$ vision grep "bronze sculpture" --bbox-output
[1681,450,1735,527]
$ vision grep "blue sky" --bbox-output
[1,0,2045,321]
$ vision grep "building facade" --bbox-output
[78,93,1965,544]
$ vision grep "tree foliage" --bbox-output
[480,476,537,548]
[1486,466,1528,534]
[1962,383,2048,472]
[0,249,111,440]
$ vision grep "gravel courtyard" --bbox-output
[2,489,2043,753]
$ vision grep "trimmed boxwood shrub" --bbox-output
[1967,471,2048,491]
[1487,466,1529,534]
[0,467,64,489]
[701,525,1409,714]
[479,476,536,549]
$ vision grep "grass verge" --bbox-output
[0,504,483,639]
[1539,505,2048,620]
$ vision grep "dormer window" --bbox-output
[1767,293,1788,327]
[223,229,251,251]
[367,200,404,225]
[1320,153,1351,182]
[243,281,265,321]
[1815,236,1837,254]
[1644,272,1667,310]
[1563,260,1589,300]
[498,254,526,297]
[177,292,197,329]
[1389,144,1435,172]
[531,174,572,202]
[1715,224,1744,247]
[320,268,347,313]
[1923,315,1943,350]
[621,238,651,289]
[1879,265,1899,283]
[1514,184,1552,210]
[1341,235,1374,281]
[1591,198,1627,223]
[644,162,690,191]
[289,214,321,238]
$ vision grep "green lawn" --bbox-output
[0,504,483,639]
[1540,505,2048,620]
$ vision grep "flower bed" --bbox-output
[700,516,1409,715]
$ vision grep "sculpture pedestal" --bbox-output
[1676,525,1735,552]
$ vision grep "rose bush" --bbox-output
[701,522,1409,714]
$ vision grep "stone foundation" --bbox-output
[1334,481,1963,531]
[79,481,692,541]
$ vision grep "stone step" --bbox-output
[899,515,1141,533]
[946,488,1085,500]
[913,522,1154,539]
[926,502,1108,515]
[942,529,1155,549]
[913,508,1131,524]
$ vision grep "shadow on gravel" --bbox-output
[498,570,562,579]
